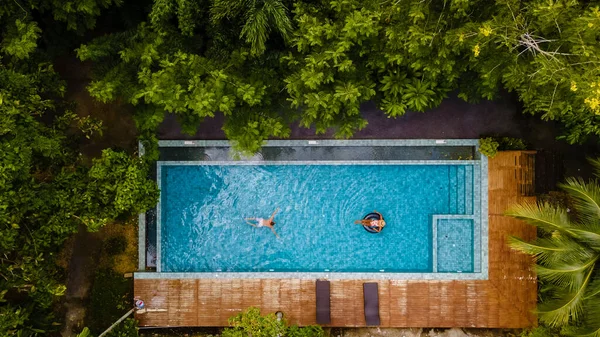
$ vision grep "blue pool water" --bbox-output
[160,164,475,273]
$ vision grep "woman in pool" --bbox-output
[355,211,386,232]
[245,208,280,238]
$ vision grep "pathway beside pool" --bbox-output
[134,151,537,328]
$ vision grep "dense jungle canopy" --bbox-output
[1,0,600,335]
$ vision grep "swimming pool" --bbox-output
[140,140,488,280]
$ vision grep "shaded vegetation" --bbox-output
[79,0,600,155]
[87,269,132,335]
[1,0,600,335]
[509,159,600,335]
[222,307,324,337]
[0,1,157,336]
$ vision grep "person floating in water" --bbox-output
[355,211,386,233]
[245,208,280,238]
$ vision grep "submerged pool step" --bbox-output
[448,166,458,213]
[457,166,466,214]
[449,165,474,215]
[465,165,474,215]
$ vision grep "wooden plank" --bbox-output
[329,279,345,326]
[198,279,221,325]
[261,279,281,315]
[378,280,391,327]
[280,279,302,325]
[389,280,408,326]
[242,279,261,309]
[406,282,429,326]
[219,279,234,323]
[344,280,362,327]
[299,279,316,326]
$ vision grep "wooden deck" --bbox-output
[135,151,537,328]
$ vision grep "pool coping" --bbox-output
[140,139,488,280]
[158,139,479,147]
[138,142,146,270]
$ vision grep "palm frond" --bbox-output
[536,256,597,291]
[560,177,600,225]
[509,236,592,265]
[568,326,600,337]
[583,274,600,300]
[263,0,292,41]
[241,5,269,55]
[506,201,574,235]
[537,267,594,327]
[565,284,600,336]
[589,158,600,179]
[210,0,250,22]
[570,223,600,251]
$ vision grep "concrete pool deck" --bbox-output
[133,151,537,328]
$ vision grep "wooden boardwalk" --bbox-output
[135,151,537,328]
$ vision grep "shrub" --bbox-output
[221,307,324,337]
[107,318,139,337]
[519,326,561,337]
[478,137,499,158]
[499,137,527,150]
[479,137,528,157]
[287,325,324,337]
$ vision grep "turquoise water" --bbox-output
[160,164,475,272]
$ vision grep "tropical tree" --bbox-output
[507,159,600,336]
[77,0,293,156]
[78,0,600,154]
[0,1,158,334]
[211,0,293,56]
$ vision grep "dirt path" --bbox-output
[61,226,102,336]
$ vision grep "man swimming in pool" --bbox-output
[245,208,280,238]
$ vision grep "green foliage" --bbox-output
[222,307,324,337]
[223,307,286,337]
[519,326,561,337]
[83,149,159,231]
[0,59,156,332]
[87,269,133,335]
[499,137,527,151]
[106,318,139,337]
[78,0,600,152]
[479,136,527,157]
[507,158,600,334]
[77,327,93,337]
[211,0,293,56]
[1,20,41,59]
[286,325,324,337]
[0,2,157,335]
[478,137,499,158]
[0,0,123,33]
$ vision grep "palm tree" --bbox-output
[507,159,600,336]
[210,0,293,56]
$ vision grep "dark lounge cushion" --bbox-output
[363,282,380,326]
[316,280,331,324]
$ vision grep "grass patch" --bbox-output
[86,217,139,335]
[98,218,138,274]
[87,268,133,335]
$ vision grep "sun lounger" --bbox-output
[363,282,380,326]
[316,280,331,324]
